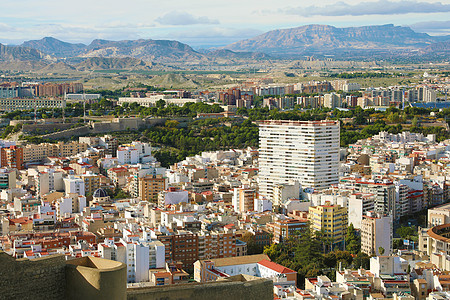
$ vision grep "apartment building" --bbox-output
[35,169,64,197]
[361,212,393,256]
[99,236,165,283]
[1,145,24,170]
[232,186,256,213]
[258,120,339,200]
[356,181,397,220]
[0,168,16,190]
[34,83,83,97]
[77,172,100,196]
[272,181,301,209]
[139,174,167,202]
[348,193,375,229]
[197,231,236,260]
[64,176,86,196]
[107,167,129,187]
[155,230,199,270]
[118,96,201,107]
[22,142,88,163]
[267,218,308,244]
[309,202,348,251]
[0,98,66,112]
[427,203,450,227]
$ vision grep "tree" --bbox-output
[378,247,385,255]
[396,226,417,240]
[165,120,179,128]
[345,223,361,254]
[412,116,419,127]
[240,232,263,255]
[156,99,166,109]
[353,252,370,269]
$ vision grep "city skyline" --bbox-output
[1,0,449,47]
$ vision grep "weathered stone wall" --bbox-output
[22,123,75,134]
[0,251,66,300]
[126,278,273,300]
[34,117,187,140]
[41,125,91,140]
[65,256,127,300]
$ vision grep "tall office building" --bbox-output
[258,120,339,199]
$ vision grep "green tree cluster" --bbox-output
[264,224,365,288]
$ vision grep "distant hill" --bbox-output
[38,61,77,73]
[20,37,207,63]
[207,49,270,60]
[421,40,450,53]
[80,39,206,63]
[224,24,448,56]
[21,37,86,57]
[8,24,450,70]
[0,43,45,61]
[75,57,154,71]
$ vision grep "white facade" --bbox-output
[361,213,393,256]
[56,197,72,218]
[272,181,301,207]
[259,120,340,201]
[159,190,189,206]
[118,96,201,107]
[343,82,361,92]
[99,235,165,283]
[117,147,139,165]
[369,256,408,277]
[63,176,85,196]
[348,193,375,229]
[254,198,273,212]
[117,142,154,165]
[35,169,64,197]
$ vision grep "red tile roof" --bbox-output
[258,259,296,274]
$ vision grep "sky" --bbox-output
[1,0,449,48]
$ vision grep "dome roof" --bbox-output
[93,188,108,198]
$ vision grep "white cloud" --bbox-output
[409,20,450,35]
[280,0,450,16]
[156,11,219,26]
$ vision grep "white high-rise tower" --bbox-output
[258,120,340,200]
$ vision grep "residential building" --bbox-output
[1,145,24,170]
[361,212,393,256]
[232,186,256,213]
[258,120,339,201]
[149,262,189,286]
[194,254,297,287]
[267,217,308,244]
[35,169,64,197]
[309,202,348,251]
[0,98,66,112]
[0,168,16,190]
[77,172,100,196]
[64,176,86,196]
[139,174,167,202]
[118,96,201,107]
[348,193,375,229]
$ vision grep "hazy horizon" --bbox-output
[1,0,449,47]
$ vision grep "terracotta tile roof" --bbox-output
[209,254,270,267]
[258,259,296,274]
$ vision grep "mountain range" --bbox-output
[224,24,449,56]
[0,24,448,72]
